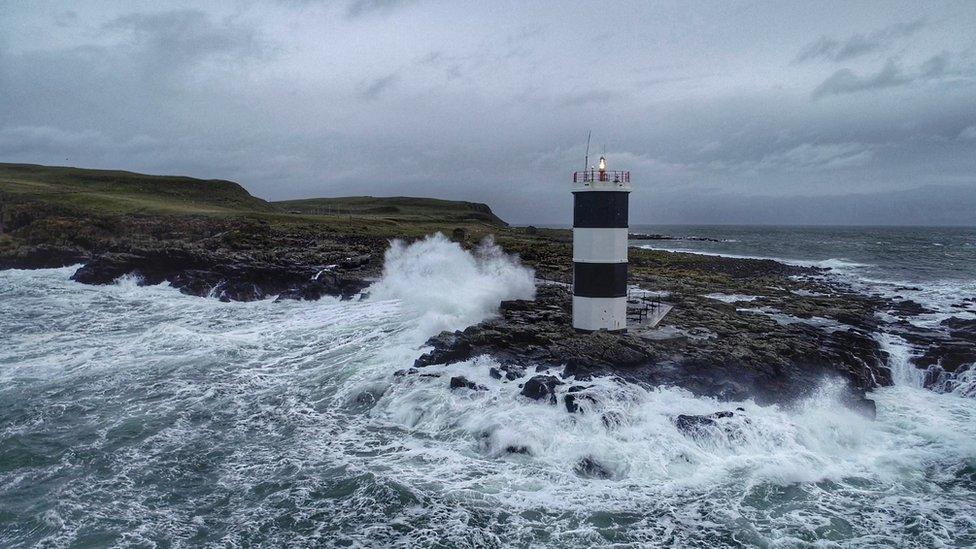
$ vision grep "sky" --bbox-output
[2,1,976,226]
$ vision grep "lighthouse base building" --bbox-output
[572,157,632,332]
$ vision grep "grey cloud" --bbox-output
[812,60,909,98]
[560,89,620,107]
[756,142,874,170]
[813,59,911,99]
[104,10,267,74]
[346,0,415,19]
[416,50,465,79]
[795,19,926,63]
[0,126,108,156]
[1,3,974,226]
[795,37,841,64]
[53,10,77,27]
[359,73,400,100]
[920,52,949,77]
[812,54,954,99]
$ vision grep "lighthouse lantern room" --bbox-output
[571,154,632,332]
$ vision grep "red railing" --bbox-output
[573,170,630,184]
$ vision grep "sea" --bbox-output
[1,228,974,548]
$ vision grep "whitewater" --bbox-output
[1,234,975,547]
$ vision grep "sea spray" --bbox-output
[367,233,535,340]
[876,332,925,388]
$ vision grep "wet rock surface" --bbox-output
[4,203,971,404]
[574,457,614,479]
[520,375,563,404]
[449,376,486,391]
[0,244,90,270]
[68,245,373,301]
[415,284,893,406]
[902,317,976,392]
[673,410,739,436]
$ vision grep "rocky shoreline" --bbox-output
[2,163,970,422]
[3,225,971,410]
[411,283,888,416]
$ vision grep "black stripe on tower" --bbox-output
[573,262,628,297]
[573,192,629,228]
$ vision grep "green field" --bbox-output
[275,196,507,226]
[0,163,519,250]
[0,163,276,215]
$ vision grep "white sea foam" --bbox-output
[703,293,758,303]
[368,233,535,340]
[636,244,869,271]
[876,332,925,388]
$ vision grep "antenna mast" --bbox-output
[584,130,592,171]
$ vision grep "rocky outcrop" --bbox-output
[414,284,892,407]
[449,376,486,391]
[919,318,976,372]
[673,410,740,436]
[69,246,371,301]
[574,457,614,479]
[0,244,90,270]
[520,375,563,404]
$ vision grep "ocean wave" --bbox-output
[635,244,870,270]
[367,233,535,340]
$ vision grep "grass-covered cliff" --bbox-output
[0,163,510,256]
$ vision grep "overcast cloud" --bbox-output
[2,1,975,225]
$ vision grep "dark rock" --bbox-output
[564,385,598,414]
[574,456,613,479]
[889,299,935,316]
[338,254,372,269]
[275,273,370,302]
[674,411,735,436]
[449,376,485,391]
[415,332,473,368]
[944,317,976,338]
[67,247,371,302]
[71,252,147,284]
[504,367,524,381]
[842,393,877,419]
[917,342,976,373]
[504,445,531,455]
[0,244,90,270]
[413,283,892,406]
[601,411,624,430]
[520,375,563,404]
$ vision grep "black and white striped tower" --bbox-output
[572,155,631,332]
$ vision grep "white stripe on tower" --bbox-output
[573,228,628,263]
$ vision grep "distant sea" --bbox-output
[631,224,976,283]
[630,224,976,316]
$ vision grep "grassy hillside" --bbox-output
[275,196,507,226]
[0,163,517,255]
[0,163,275,215]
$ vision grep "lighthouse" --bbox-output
[572,154,632,332]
